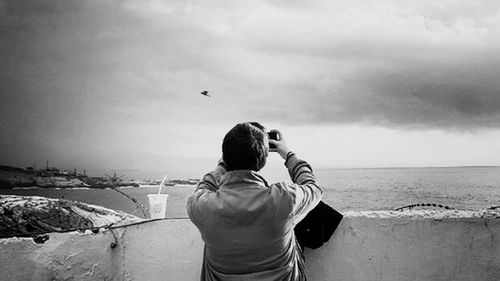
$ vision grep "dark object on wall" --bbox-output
[33,234,50,244]
[294,201,343,249]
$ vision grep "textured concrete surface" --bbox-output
[0,230,120,280]
[1,211,499,281]
[306,212,500,281]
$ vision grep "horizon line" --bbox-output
[317,165,500,170]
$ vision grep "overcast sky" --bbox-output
[1,0,500,179]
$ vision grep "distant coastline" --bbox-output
[0,165,199,190]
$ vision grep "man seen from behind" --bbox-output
[187,122,323,280]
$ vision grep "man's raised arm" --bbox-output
[187,159,226,225]
[195,159,227,192]
[269,132,323,224]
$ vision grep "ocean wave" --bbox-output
[12,186,40,190]
[117,186,137,189]
[12,186,92,190]
[53,187,91,190]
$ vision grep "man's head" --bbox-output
[222,122,269,171]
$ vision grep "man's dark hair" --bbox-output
[222,122,268,171]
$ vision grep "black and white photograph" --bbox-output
[1,1,499,280]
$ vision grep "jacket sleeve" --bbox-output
[187,162,226,225]
[284,153,323,225]
[195,161,227,192]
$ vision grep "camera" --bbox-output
[267,131,280,149]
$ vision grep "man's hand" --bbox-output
[268,130,291,160]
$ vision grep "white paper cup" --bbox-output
[147,194,169,219]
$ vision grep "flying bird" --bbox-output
[200,90,211,97]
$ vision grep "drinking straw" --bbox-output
[158,174,168,194]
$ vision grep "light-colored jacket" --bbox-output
[187,154,322,281]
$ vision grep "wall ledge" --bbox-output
[1,210,499,281]
[345,209,500,219]
[1,208,498,244]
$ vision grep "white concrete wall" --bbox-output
[1,211,499,281]
[0,230,120,280]
[306,212,500,281]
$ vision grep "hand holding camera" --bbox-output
[268,130,291,160]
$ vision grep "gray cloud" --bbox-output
[2,0,500,129]
[230,1,500,130]
[2,0,500,170]
[259,63,500,130]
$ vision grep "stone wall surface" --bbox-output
[0,211,499,281]
[0,230,120,281]
[306,212,500,281]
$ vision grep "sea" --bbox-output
[1,167,499,219]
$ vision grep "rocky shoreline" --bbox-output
[0,195,141,238]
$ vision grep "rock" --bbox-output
[0,171,35,189]
[34,176,90,188]
[0,195,142,238]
